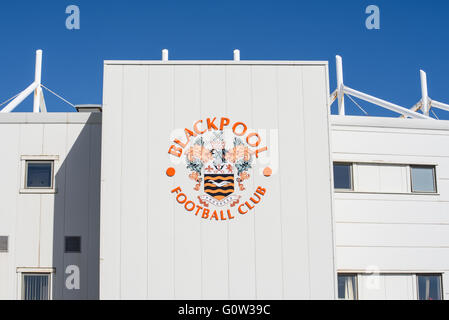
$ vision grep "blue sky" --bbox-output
[0,0,448,118]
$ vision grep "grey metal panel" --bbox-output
[226,65,257,299]
[120,65,149,298]
[277,66,311,299]
[301,66,336,299]
[251,66,284,299]
[100,65,123,299]
[147,65,176,299]
[172,66,203,299]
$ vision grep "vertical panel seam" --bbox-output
[250,65,258,299]
[119,65,125,299]
[225,65,231,300]
[275,67,285,299]
[300,67,313,297]
[146,65,151,299]
[86,123,92,299]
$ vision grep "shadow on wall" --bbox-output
[52,113,102,300]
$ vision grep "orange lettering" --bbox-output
[246,132,261,147]
[210,210,219,221]
[220,118,230,130]
[220,210,226,221]
[195,205,203,216]
[185,128,196,140]
[193,120,207,135]
[174,139,188,149]
[245,201,254,210]
[250,193,261,204]
[168,145,183,157]
[185,201,195,212]
[232,122,248,136]
[238,204,248,215]
[202,208,210,219]
[227,210,235,220]
[171,187,182,194]
[207,118,218,131]
[256,187,266,196]
[255,146,268,158]
[176,193,187,204]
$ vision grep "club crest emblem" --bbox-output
[186,131,252,207]
[167,117,270,221]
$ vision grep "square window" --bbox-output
[22,273,50,300]
[65,236,81,253]
[25,161,53,189]
[411,166,436,193]
[338,274,358,300]
[334,163,353,190]
[417,274,442,300]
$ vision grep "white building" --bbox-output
[0,50,448,300]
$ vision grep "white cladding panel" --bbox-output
[100,62,336,300]
[332,116,449,300]
[0,113,101,300]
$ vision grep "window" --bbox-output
[22,273,51,300]
[411,166,436,193]
[338,274,358,300]
[65,236,81,253]
[334,163,353,190]
[0,236,8,252]
[417,274,442,300]
[25,161,54,189]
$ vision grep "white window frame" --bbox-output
[16,267,55,300]
[19,155,59,194]
[333,161,439,196]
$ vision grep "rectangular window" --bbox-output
[338,274,358,300]
[411,166,436,193]
[0,236,8,252]
[417,274,442,300]
[22,273,50,300]
[25,161,54,189]
[65,236,81,253]
[334,163,353,190]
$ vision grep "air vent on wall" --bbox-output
[65,236,81,253]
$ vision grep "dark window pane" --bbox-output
[418,275,442,300]
[338,274,357,300]
[411,166,436,193]
[23,274,50,300]
[334,163,352,190]
[27,162,52,188]
[65,236,81,253]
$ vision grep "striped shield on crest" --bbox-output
[204,174,235,200]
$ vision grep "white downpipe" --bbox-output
[233,49,240,61]
[431,100,449,113]
[343,86,432,120]
[420,70,429,116]
[162,49,169,61]
[1,82,38,113]
[336,55,345,115]
[33,50,43,113]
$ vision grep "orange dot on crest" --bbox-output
[263,167,272,177]
[166,167,176,177]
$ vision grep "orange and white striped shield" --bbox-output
[203,174,235,201]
